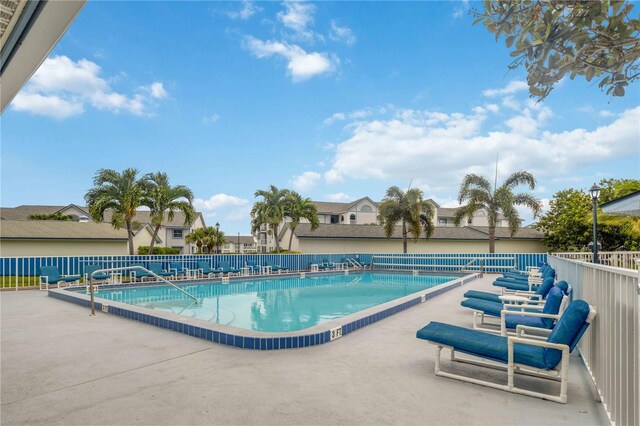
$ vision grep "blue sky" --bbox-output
[2,1,639,234]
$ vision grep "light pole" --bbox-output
[215,222,220,255]
[237,232,240,254]
[589,183,601,264]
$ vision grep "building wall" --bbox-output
[0,239,128,256]
[293,237,547,254]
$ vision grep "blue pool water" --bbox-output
[92,272,458,332]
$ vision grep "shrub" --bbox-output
[137,246,181,255]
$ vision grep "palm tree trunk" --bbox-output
[149,224,161,254]
[402,220,408,254]
[126,221,134,255]
[488,225,496,254]
[288,223,296,252]
[273,223,281,253]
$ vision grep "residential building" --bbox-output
[257,196,514,252]
[0,204,206,255]
[279,223,547,254]
[221,236,259,254]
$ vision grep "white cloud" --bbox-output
[599,110,614,118]
[323,112,346,125]
[452,0,470,18]
[291,171,322,191]
[194,194,251,221]
[326,192,352,202]
[483,80,529,97]
[502,96,520,110]
[244,36,337,82]
[148,82,168,99]
[11,55,166,119]
[228,0,261,20]
[277,1,316,40]
[329,20,356,45]
[202,113,220,124]
[323,105,639,196]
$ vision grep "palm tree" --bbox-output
[203,226,226,253]
[185,228,206,254]
[453,171,542,253]
[378,186,435,253]
[251,185,290,253]
[143,172,196,253]
[284,191,319,251]
[85,168,145,255]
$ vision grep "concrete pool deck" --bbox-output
[1,275,608,425]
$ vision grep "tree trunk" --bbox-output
[288,223,296,252]
[273,223,281,253]
[149,224,161,253]
[488,225,496,254]
[126,221,134,255]
[402,220,408,254]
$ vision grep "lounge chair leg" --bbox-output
[434,345,442,374]
[507,340,515,390]
[559,348,569,403]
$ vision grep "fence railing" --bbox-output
[0,252,547,290]
[548,255,639,426]
[552,251,640,270]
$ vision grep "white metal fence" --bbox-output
[549,255,639,426]
[553,251,640,270]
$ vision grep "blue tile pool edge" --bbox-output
[48,272,480,350]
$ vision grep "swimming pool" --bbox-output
[92,272,458,332]
[50,270,479,350]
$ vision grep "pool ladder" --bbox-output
[88,266,198,315]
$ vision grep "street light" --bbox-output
[589,183,601,264]
[215,222,220,255]
[237,232,240,254]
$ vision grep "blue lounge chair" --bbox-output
[218,261,241,275]
[148,262,175,279]
[39,266,81,290]
[318,259,335,270]
[464,277,556,303]
[461,286,566,333]
[129,263,155,282]
[416,300,596,403]
[169,262,188,279]
[84,264,111,284]
[265,261,290,273]
[494,267,555,289]
[245,260,260,274]
[197,261,217,278]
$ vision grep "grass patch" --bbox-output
[1,276,41,288]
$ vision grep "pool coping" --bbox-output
[48,271,480,350]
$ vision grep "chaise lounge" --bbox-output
[39,266,82,290]
[416,300,596,403]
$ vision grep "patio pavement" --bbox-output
[1,275,608,425]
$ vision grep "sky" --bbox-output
[2,1,639,234]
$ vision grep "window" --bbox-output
[340,215,344,222]
[467,218,472,225]
[330,215,339,224]
[173,229,183,239]
[439,219,447,226]
[350,213,356,224]
[360,205,373,213]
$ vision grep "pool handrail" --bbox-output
[88,266,198,315]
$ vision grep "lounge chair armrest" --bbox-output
[501,309,560,319]
[515,325,553,337]
[503,304,544,311]
[508,335,569,351]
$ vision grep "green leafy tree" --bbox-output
[378,186,435,254]
[251,185,290,253]
[284,191,319,251]
[85,168,145,255]
[593,178,640,250]
[185,228,206,254]
[203,226,226,253]
[453,172,542,253]
[536,189,592,251]
[474,1,640,100]
[143,172,196,253]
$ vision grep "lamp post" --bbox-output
[237,232,240,254]
[215,222,220,255]
[589,183,601,264]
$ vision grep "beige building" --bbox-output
[258,196,516,252]
[0,204,206,256]
[221,236,259,254]
[280,223,547,254]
